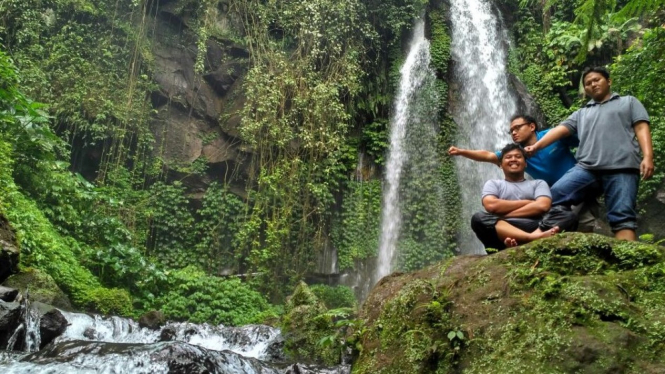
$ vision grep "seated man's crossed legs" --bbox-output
[471,206,577,250]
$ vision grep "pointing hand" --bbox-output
[448,146,462,156]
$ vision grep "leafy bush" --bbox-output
[310,284,357,309]
[153,266,273,326]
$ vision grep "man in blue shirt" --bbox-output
[448,114,578,186]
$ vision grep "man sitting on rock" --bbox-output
[471,143,578,250]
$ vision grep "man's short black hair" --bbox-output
[499,143,527,162]
[510,114,538,128]
[582,66,610,82]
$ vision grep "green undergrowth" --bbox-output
[281,282,359,366]
[353,233,665,373]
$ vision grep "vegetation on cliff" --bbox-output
[0,0,445,317]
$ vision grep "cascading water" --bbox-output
[449,0,518,254]
[0,311,351,374]
[375,18,445,284]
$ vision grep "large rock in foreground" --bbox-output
[355,233,665,373]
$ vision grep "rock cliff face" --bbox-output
[149,2,250,196]
[354,233,665,373]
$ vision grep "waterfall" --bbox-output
[449,0,517,254]
[375,18,444,284]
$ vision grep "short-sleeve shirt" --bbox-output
[495,129,578,186]
[561,94,649,170]
[482,179,552,204]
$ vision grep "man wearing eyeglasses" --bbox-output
[448,114,578,187]
[525,66,653,241]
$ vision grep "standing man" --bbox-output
[471,144,577,250]
[525,67,654,241]
[448,114,578,186]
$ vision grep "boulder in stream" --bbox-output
[39,308,68,349]
[139,310,166,330]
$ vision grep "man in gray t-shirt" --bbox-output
[471,144,577,250]
[525,66,654,241]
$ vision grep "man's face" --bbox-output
[501,148,527,175]
[583,72,612,102]
[509,118,535,144]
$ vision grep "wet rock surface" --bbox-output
[0,301,20,349]
[38,309,67,349]
[0,286,18,302]
[19,340,281,374]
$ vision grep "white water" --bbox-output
[54,311,282,359]
[0,311,351,373]
[375,18,437,283]
[449,0,517,254]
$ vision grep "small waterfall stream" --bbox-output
[449,0,517,254]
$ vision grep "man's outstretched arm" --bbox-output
[482,195,532,215]
[503,196,552,218]
[524,125,571,154]
[449,146,499,165]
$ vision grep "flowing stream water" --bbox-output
[449,0,517,254]
[0,310,350,374]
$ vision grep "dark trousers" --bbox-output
[471,206,578,250]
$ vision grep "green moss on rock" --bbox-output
[3,268,72,310]
[354,233,665,373]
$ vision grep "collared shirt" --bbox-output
[495,129,578,186]
[561,93,649,170]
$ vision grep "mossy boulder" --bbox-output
[3,268,72,310]
[354,233,665,373]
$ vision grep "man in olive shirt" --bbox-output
[525,66,654,241]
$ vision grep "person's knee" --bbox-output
[539,206,578,232]
[471,212,496,229]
